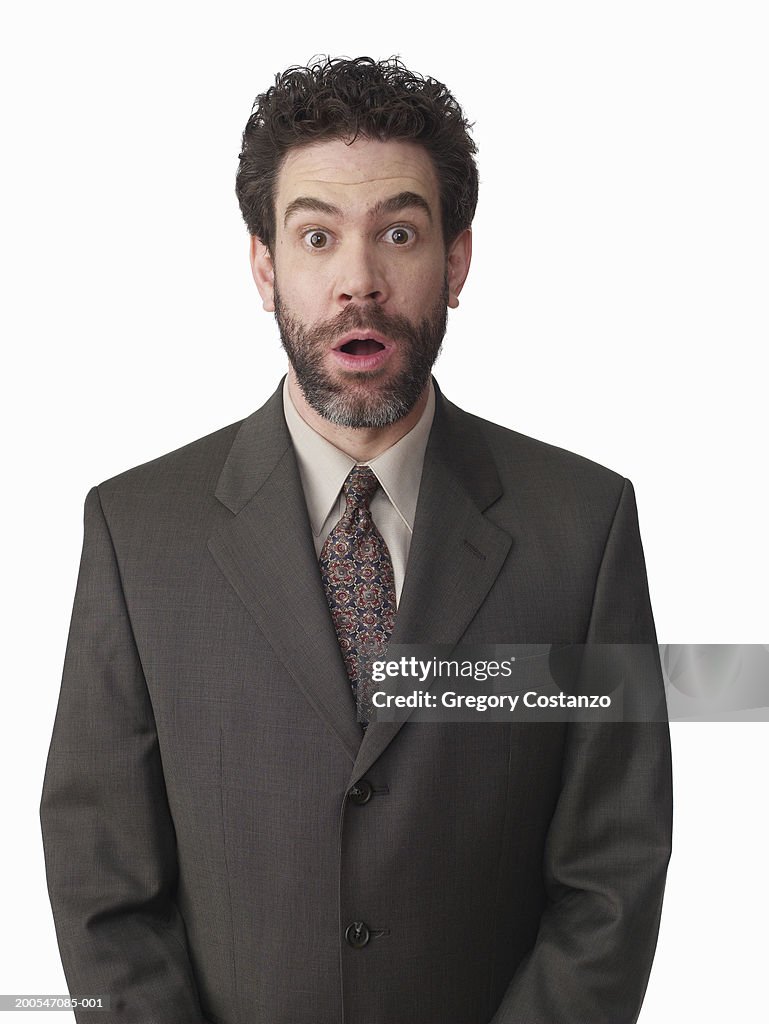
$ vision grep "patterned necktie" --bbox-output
[318,465,397,727]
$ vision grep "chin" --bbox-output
[312,392,414,430]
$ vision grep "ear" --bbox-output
[249,235,275,312]
[446,227,472,309]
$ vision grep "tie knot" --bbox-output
[342,465,379,511]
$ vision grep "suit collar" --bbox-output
[213,378,292,514]
[425,377,503,513]
[213,375,501,516]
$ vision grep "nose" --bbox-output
[335,240,387,306]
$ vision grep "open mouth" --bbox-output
[338,338,386,356]
[331,331,393,370]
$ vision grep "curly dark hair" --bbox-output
[235,55,479,253]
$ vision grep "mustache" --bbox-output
[303,304,416,345]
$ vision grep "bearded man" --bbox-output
[41,56,673,1024]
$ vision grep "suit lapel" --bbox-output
[349,383,513,782]
[207,380,364,764]
[207,377,514,780]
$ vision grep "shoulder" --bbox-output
[86,416,251,551]
[95,417,245,508]
[440,391,627,511]
[87,381,287,545]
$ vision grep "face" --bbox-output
[250,136,472,427]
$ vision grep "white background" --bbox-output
[2,2,767,1021]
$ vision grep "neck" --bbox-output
[286,369,430,462]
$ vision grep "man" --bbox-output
[40,56,673,1024]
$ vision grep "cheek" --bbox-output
[399,266,446,310]
[277,270,327,318]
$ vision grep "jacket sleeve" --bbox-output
[490,478,673,1024]
[40,486,207,1024]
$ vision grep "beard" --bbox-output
[273,273,449,428]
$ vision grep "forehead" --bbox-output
[275,137,440,216]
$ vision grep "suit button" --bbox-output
[348,779,373,805]
[345,921,371,948]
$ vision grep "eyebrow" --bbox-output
[283,190,433,227]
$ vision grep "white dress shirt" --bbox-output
[282,376,435,605]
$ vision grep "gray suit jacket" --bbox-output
[40,377,672,1024]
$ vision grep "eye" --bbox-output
[303,229,331,250]
[383,226,415,246]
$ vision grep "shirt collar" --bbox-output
[282,375,435,537]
